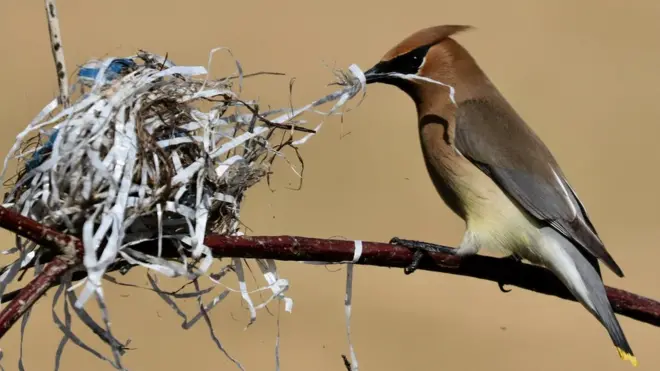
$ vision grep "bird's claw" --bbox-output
[498,282,512,293]
[404,249,425,275]
[497,254,522,293]
[389,237,456,275]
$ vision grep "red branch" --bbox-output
[0,206,658,342]
[0,256,74,337]
[204,235,660,326]
[0,207,83,338]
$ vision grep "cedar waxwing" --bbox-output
[363,25,637,366]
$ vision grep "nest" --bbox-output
[0,47,365,368]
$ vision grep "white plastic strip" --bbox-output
[344,241,360,371]
[352,240,363,263]
[232,258,257,327]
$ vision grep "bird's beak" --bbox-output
[364,63,386,84]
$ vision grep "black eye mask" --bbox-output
[371,44,432,76]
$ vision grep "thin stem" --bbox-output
[44,0,69,107]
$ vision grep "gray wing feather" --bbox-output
[453,98,624,277]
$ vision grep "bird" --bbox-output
[362,24,637,366]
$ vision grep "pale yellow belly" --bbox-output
[451,156,543,261]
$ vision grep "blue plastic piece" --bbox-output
[25,129,60,172]
[78,58,137,84]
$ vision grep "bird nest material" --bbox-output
[0,48,366,369]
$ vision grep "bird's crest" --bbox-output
[380,25,473,62]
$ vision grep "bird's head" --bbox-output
[364,25,475,102]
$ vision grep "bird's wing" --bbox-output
[453,98,624,277]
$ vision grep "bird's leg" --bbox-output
[389,238,457,255]
[498,254,522,293]
[453,231,480,257]
[389,237,457,275]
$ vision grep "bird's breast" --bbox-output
[419,121,500,215]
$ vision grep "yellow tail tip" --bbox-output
[617,348,638,367]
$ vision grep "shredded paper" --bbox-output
[0,47,367,369]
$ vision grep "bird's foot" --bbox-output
[498,254,522,293]
[389,237,457,275]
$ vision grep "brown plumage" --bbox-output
[364,25,636,365]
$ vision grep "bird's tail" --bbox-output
[539,227,637,367]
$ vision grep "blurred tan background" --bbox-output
[1,0,659,370]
